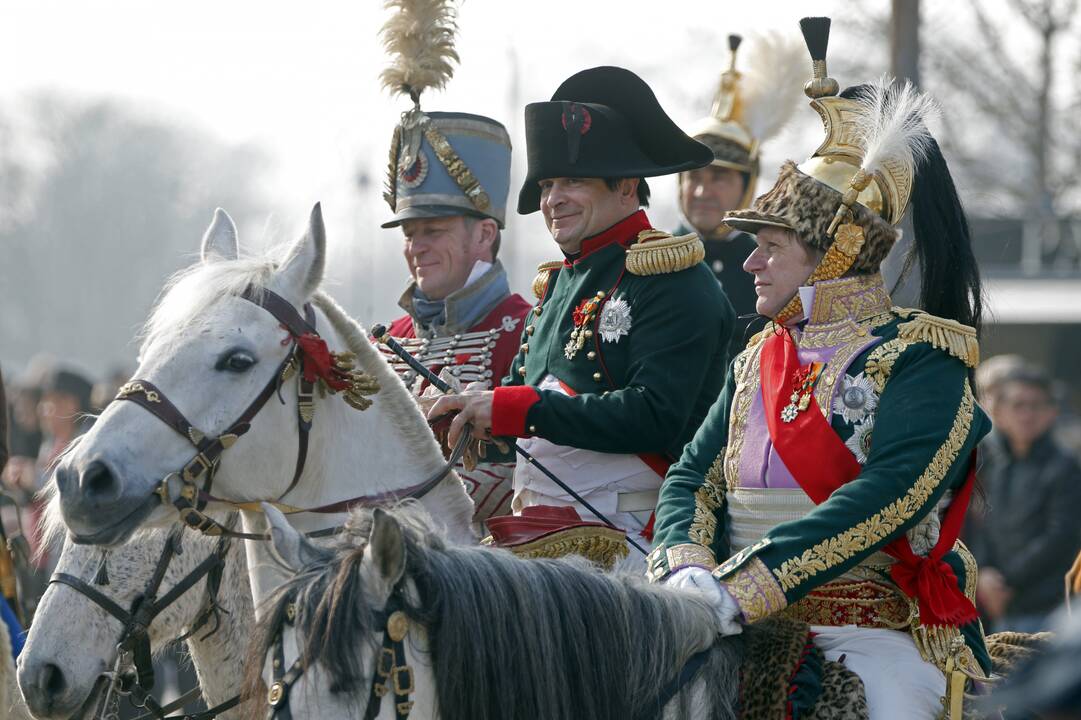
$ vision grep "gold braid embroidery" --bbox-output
[689,454,727,547]
[771,382,975,592]
[863,338,910,393]
[724,345,762,490]
[721,556,789,622]
[423,124,491,212]
[955,539,978,602]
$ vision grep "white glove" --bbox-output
[666,566,743,636]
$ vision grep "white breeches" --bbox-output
[811,626,946,720]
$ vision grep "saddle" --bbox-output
[484,506,628,570]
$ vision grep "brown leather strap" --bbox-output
[116,380,205,447]
[277,303,318,502]
[241,286,316,338]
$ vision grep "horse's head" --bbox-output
[56,205,330,544]
[18,520,248,720]
[252,504,429,720]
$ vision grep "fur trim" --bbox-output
[727,162,898,274]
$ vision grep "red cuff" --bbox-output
[492,385,541,437]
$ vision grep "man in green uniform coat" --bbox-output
[650,18,992,720]
[428,66,734,564]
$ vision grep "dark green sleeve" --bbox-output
[646,357,738,580]
[713,343,990,621]
[523,275,732,455]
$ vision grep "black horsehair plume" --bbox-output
[799,16,831,60]
[379,0,460,102]
[728,34,742,54]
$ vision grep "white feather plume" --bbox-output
[738,32,808,143]
[380,0,459,99]
[851,75,941,180]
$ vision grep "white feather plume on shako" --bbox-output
[377,0,513,230]
[379,0,459,102]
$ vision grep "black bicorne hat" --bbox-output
[517,66,713,214]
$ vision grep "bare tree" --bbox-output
[926,0,1080,218]
[0,94,269,375]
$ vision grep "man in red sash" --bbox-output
[650,17,991,720]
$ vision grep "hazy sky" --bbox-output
[1,0,855,324]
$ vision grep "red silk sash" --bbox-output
[760,329,978,626]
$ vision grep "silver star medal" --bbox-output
[832,372,878,425]
[598,295,632,343]
[845,416,874,463]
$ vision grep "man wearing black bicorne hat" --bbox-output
[429,66,735,564]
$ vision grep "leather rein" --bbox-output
[114,286,465,541]
[48,516,242,720]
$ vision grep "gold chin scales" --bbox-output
[773,221,865,325]
[625,230,705,276]
[532,261,563,300]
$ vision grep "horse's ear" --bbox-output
[264,503,324,572]
[274,203,326,303]
[366,508,405,587]
[201,208,239,263]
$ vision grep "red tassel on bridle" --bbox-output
[295,332,350,391]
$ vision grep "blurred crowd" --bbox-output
[0,358,127,617]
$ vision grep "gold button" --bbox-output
[593,372,602,382]
[521,343,529,353]
[583,329,593,338]
[518,366,526,377]
[526,325,535,335]
[528,425,536,433]
[533,306,542,316]
[587,351,596,360]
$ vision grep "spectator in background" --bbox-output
[26,368,93,567]
[90,366,130,413]
[973,353,1028,416]
[965,363,1081,632]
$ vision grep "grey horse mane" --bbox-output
[250,504,740,720]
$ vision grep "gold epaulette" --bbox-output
[532,261,563,300]
[625,229,705,276]
[896,311,980,368]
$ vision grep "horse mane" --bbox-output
[250,504,740,720]
[139,250,450,476]
[311,292,447,465]
[139,255,278,359]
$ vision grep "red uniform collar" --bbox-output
[566,209,651,265]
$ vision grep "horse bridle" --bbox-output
[114,286,465,541]
[266,586,415,720]
[48,515,242,720]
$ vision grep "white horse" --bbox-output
[18,514,252,720]
[53,205,475,619]
[255,503,741,720]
